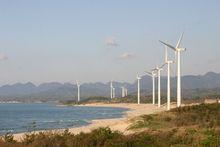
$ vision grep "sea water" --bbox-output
[0,103,128,135]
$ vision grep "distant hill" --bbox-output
[1,72,220,102]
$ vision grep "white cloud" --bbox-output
[119,52,134,59]
[0,53,8,61]
[105,37,118,47]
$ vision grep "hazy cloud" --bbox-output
[0,53,8,61]
[105,37,118,47]
[119,52,134,59]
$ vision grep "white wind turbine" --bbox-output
[154,65,164,108]
[159,33,186,107]
[163,46,174,110]
[145,70,156,105]
[121,87,125,98]
[137,74,141,104]
[110,81,113,99]
[76,81,80,102]
[112,87,115,98]
[125,88,128,96]
[123,88,128,97]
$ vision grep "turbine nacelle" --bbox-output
[156,65,163,71]
[177,48,186,52]
[137,75,141,80]
[110,81,113,88]
[76,81,80,87]
[166,60,174,64]
[145,71,156,76]
[159,33,186,53]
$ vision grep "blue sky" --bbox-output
[0,0,219,85]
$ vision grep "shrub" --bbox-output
[2,132,15,143]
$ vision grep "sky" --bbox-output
[0,0,220,85]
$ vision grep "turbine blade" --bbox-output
[165,45,168,62]
[152,68,157,72]
[145,71,152,76]
[159,40,176,51]
[145,71,151,74]
[160,63,166,69]
[176,32,184,48]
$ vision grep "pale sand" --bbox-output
[12,103,176,141]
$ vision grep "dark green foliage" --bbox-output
[60,97,111,105]
[201,129,220,147]
[111,94,173,104]
[76,127,123,147]
[0,126,220,147]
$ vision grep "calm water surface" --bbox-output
[0,103,128,135]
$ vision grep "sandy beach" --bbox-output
[13,103,176,141]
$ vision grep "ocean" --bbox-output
[0,103,128,135]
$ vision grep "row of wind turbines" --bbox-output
[75,80,128,103]
[75,33,186,111]
[110,81,128,99]
[137,33,186,110]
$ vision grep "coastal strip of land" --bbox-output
[13,103,176,141]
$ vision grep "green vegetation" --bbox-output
[59,88,220,105]
[128,103,220,146]
[1,103,220,146]
[111,94,176,104]
[60,96,111,105]
[60,93,175,105]
[129,103,220,129]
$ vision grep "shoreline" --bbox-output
[12,103,173,141]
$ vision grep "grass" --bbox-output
[0,103,220,146]
[128,103,220,146]
[129,103,220,130]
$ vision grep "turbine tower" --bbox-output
[164,46,174,110]
[112,87,115,98]
[159,33,186,107]
[154,66,163,108]
[110,81,113,99]
[125,88,128,96]
[121,87,124,98]
[76,81,80,102]
[137,74,141,105]
[145,70,156,105]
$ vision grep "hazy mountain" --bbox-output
[1,72,220,102]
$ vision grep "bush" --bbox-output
[2,132,15,143]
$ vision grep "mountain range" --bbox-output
[1,72,220,102]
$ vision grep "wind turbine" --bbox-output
[125,88,128,96]
[163,45,174,110]
[137,74,141,104]
[159,33,186,107]
[154,65,164,108]
[112,87,115,98]
[121,87,125,98]
[76,81,80,102]
[110,81,113,99]
[145,70,156,105]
